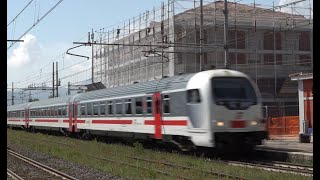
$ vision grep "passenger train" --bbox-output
[7,69,267,150]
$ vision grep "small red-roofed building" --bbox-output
[290,72,313,143]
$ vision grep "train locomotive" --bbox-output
[7,69,267,150]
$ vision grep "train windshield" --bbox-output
[212,77,257,106]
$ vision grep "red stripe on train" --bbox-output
[8,119,21,122]
[63,120,85,123]
[35,119,59,122]
[144,120,188,126]
[92,120,133,124]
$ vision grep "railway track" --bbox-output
[7,148,78,180]
[9,136,249,180]
[224,160,313,176]
[7,168,23,180]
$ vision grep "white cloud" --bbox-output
[278,0,313,18]
[7,34,41,68]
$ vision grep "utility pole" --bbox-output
[12,82,14,105]
[52,62,55,97]
[91,29,94,84]
[200,0,204,71]
[56,62,59,97]
[68,82,71,95]
[223,0,229,68]
[28,90,31,102]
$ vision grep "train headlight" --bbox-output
[216,121,225,127]
[250,120,258,126]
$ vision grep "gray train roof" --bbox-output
[29,95,74,108]
[75,73,195,102]
[7,103,32,111]
[7,73,195,110]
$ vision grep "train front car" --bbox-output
[186,69,267,151]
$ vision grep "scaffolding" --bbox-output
[92,0,312,106]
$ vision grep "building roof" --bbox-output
[177,1,307,21]
[289,72,313,81]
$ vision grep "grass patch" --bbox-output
[7,129,311,180]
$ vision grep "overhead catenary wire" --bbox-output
[7,0,34,27]
[7,0,64,50]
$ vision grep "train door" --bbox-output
[68,103,73,132]
[74,103,78,132]
[153,92,162,139]
[24,109,29,128]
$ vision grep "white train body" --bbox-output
[7,69,267,148]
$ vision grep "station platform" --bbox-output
[255,138,313,164]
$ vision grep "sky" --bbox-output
[7,0,312,91]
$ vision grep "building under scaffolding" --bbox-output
[92,0,312,108]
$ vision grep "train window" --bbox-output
[135,98,143,115]
[93,102,99,116]
[47,108,50,117]
[62,107,66,116]
[211,77,257,105]
[163,95,170,114]
[49,108,52,117]
[22,111,25,118]
[187,89,201,103]
[54,107,58,117]
[80,104,86,116]
[100,102,106,116]
[146,97,152,114]
[87,103,93,116]
[108,101,113,115]
[116,100,123,115]
[58,107,62,117]
[125,99,132,115]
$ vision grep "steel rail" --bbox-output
[225,160,313,176]
[7,168,24,180]
[8,148,78,180]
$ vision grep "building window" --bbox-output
[228,30,246,49]
[176,53,183,64]
[264,32,282,50]
[125,99,132,115]
[299,54,311,66]
[299,32,310,51]
[146,97,152,114]
[229,53,246,64]
[163,95,170,114]
[135,98,143,115]
[100,102,106,116]
[264,54,282,65]
[93,102,99,116]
